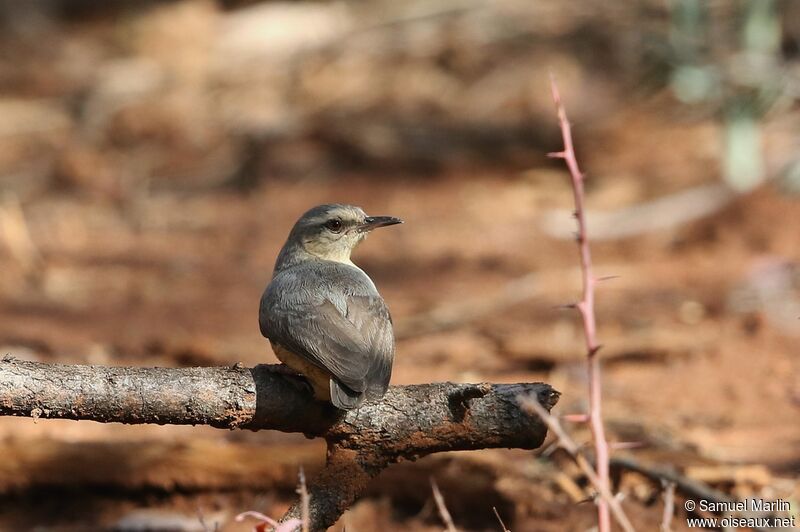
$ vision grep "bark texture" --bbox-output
[0,356,559,530]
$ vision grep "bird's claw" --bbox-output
[265,363,301,376]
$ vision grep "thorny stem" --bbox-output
[548,75,612,532]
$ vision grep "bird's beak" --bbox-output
[358,216,403,232]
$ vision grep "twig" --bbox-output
[298,467,310,532]
[660,481,676,532]
[547,75,612,532]
[519,397,635,532]
[0,357,558,531]
[430,478,458,532]
[492,506,510,532]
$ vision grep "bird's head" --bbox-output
[288,204,403,264]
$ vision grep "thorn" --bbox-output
[588,344,603,357]
[554,303,578,311]
[572,210,579,219]
[234,511,279,527]
[561,413,589,423]
[595,275,620,282]
[548,151,566,159]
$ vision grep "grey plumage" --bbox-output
[259,204,401,410]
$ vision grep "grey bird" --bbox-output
[259,204,403,410]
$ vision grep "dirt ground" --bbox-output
[0,1,798,531]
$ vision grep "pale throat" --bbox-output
[303,237,363,267]
[320,246,355,266]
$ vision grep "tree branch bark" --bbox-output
[0,356,559,530]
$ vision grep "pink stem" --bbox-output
[548,75,611,532]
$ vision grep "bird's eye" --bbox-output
[325,219,343,233]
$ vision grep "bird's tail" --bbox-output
[330,379,363,410]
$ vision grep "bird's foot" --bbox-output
[265,364,315,396]
[264,363,301,376]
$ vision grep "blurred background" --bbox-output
[0,0,798,530]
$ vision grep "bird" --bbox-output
[259,204,403,410]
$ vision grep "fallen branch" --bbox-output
[0,356,559,531]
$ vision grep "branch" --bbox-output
[0,356,559,531]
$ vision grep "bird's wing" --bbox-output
[259,265,394,398]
